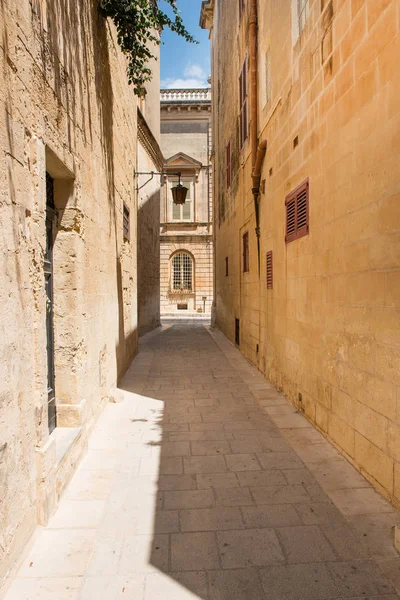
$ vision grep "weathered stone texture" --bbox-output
[204,0,400,507]
[0,0,158,586]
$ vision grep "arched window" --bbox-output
[172,252,193,291]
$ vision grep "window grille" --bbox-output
[172,252,193,291]
[239,59,248,147]
[298,0,309,34]
[123,203,130,241]
[285,179,309,243]
[266,251,273,289]
[243,231,249,273]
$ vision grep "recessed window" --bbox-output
[226,141,231,189]
[225,257,229,277]
[177,303,188,310]
[293,135,299,149]
[172,252,193,291]
[264,49,271,105]
[123,203,130,241]
[239,0,245,18]
[266,251,273,289]
[298,0,309,34]
[243,231,249,273]
[171,179,193,221]
[285,179,309,243]
[239,58,248,148]
[235,318,240,346]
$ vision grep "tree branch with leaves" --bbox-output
[99,0,197,95]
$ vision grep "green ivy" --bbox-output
[99,0,197,95]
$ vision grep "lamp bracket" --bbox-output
[134,170,182,191]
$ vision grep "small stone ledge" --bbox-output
[55,427,81,468]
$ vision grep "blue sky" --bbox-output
[160,0,210,89]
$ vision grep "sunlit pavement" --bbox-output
[3,324,400,599]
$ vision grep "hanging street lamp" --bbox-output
[134,170,188,205]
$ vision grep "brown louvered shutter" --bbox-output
[285,179,309,243]
[243,231,249,272]
[266,251,273,289]
[296,184,308,238]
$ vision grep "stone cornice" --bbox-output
[199,0,215,31]
[137,108,164,171]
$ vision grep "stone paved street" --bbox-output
[4,324,400,599]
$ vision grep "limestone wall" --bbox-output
[137,140,161,335]
[160,237,213,314]
[207,0,400,506]
[0,0,148,585]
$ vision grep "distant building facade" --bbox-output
[160,89,213,318]
[0,0,160,586]
[201,0,400,507]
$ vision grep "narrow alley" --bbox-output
[4,324,400,600]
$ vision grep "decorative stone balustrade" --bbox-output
[161,89,211,103]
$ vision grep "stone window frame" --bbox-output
[170,250,195,293]
[292,0,310,44]
[239,57,249,148]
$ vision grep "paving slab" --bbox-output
[3,324,400,600]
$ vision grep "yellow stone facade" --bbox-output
[160,89,213,318]
[202,0,400,505]
[0,0,160,586]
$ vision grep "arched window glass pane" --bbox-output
[183,254,192,290]
[172,252,193,291]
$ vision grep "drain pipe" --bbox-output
[249,0,266,276]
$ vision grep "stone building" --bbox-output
[201,0,400,506]
[160,89,213,319]
[0,0,160,586]
[137,85,163,335]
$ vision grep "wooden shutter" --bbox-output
[243,231,249,272]
[285,179,309,243]
[182,199,192,221]
[172,202,181,220]
[266,251,273,289]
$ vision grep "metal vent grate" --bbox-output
[123,203,130,241]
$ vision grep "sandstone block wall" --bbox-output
[0,0,151,585]
[206,0,400,506]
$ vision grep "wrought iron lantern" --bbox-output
[135,170,188,205]
[171,174,188,205]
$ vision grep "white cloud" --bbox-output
[184,64,205,79]
[161,63,209,89]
